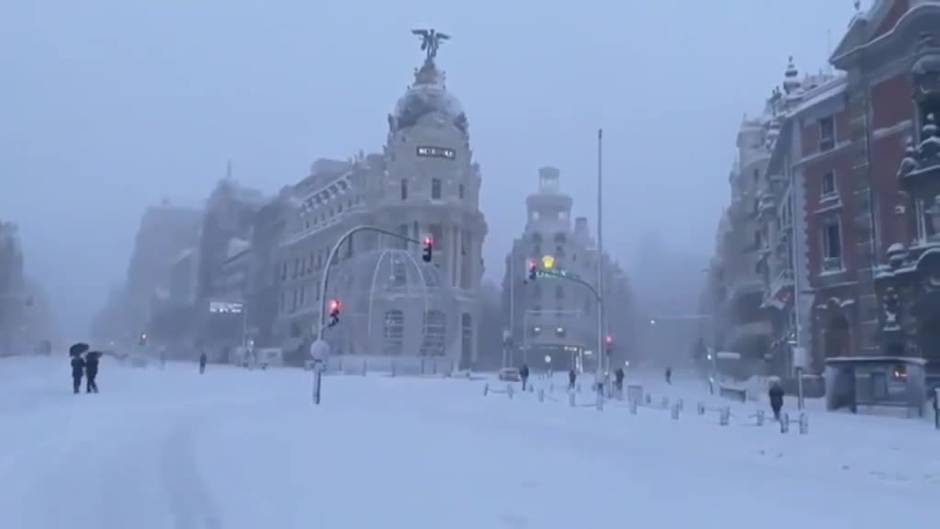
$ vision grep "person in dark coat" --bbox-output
[69,343,89,394]
[199,351,208,374]
[614,368,625,392]
[85,351,101,393]
[568,369,577,390]
[769,380,785,420]
[70,355,85,394]
[519,364,530,391]
[665,367,673,385]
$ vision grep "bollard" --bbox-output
[596,392,604,411]
[538,388,545,403]
[755,410,765,426]
[697,402,705,415]
[569,391,576,407]
[629,398,638,415]
[671,403,680,420]
[719,406,730,426]
[483,383,489,396]
[362,359,367,376]
[390,360,396,378]
[799,412,808,435]
[780,412,790,434]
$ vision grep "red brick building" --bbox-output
[796,0,940,368]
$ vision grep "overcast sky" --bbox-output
[1,0,868,338]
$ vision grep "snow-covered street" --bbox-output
[2,356,938,529]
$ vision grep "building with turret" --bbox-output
[272,32,487,368]
[703,0,940,389]
[502,167,632,372]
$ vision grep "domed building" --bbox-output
[272,32,487,370]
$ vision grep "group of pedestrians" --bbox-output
[68,343,101,394]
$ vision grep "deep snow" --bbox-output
[1,356,938,529]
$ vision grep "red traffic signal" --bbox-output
[422,236,434,262]
[527,259,538,281]
[328,299,342,327]
[604,335,614,353]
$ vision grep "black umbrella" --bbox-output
[69,342,89,357]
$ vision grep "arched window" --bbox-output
[421,310,447,356]
[383,310,404,356]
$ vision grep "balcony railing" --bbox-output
[822,257,843,273]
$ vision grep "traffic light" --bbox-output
[328,299,342,327]
[138,332,148,347]
[422,236,434,262]
[604,335,614,354]
[527,259,538,281]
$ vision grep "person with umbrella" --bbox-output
[85,350,101,393]
[69,343,88,394]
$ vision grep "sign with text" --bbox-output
[209,301,244,314]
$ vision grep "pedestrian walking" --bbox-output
[769,379,785,421]
[520,363,530,391]
[85,351,101,393]
[69,343,88,394]
[665,367,672,385]
[614,367,625,392]
[568,369,577,391]
[199,351,208,374]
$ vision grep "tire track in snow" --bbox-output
[161,415,223,529]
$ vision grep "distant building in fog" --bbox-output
[502,167,632,372]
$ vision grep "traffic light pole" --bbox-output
[317,225,427,339]
[531,268,604,376]
[313,225,428,405]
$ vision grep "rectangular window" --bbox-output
[458,183,465,199]
[431,178,442,200]
[822,170,837,197]
[753,169,759,184]
[822,220,842,271]
[299,285,305,307]
[819,116,835,152]
[398,223,409,249]
[429,224,443,251]
[401,179,408,200]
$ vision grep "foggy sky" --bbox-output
[1,0,867,339]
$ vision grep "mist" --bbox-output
[1,0,863,338]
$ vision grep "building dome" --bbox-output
[390,62,468,133]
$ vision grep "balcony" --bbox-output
[726,321,772,349]
[822,257,843,274]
